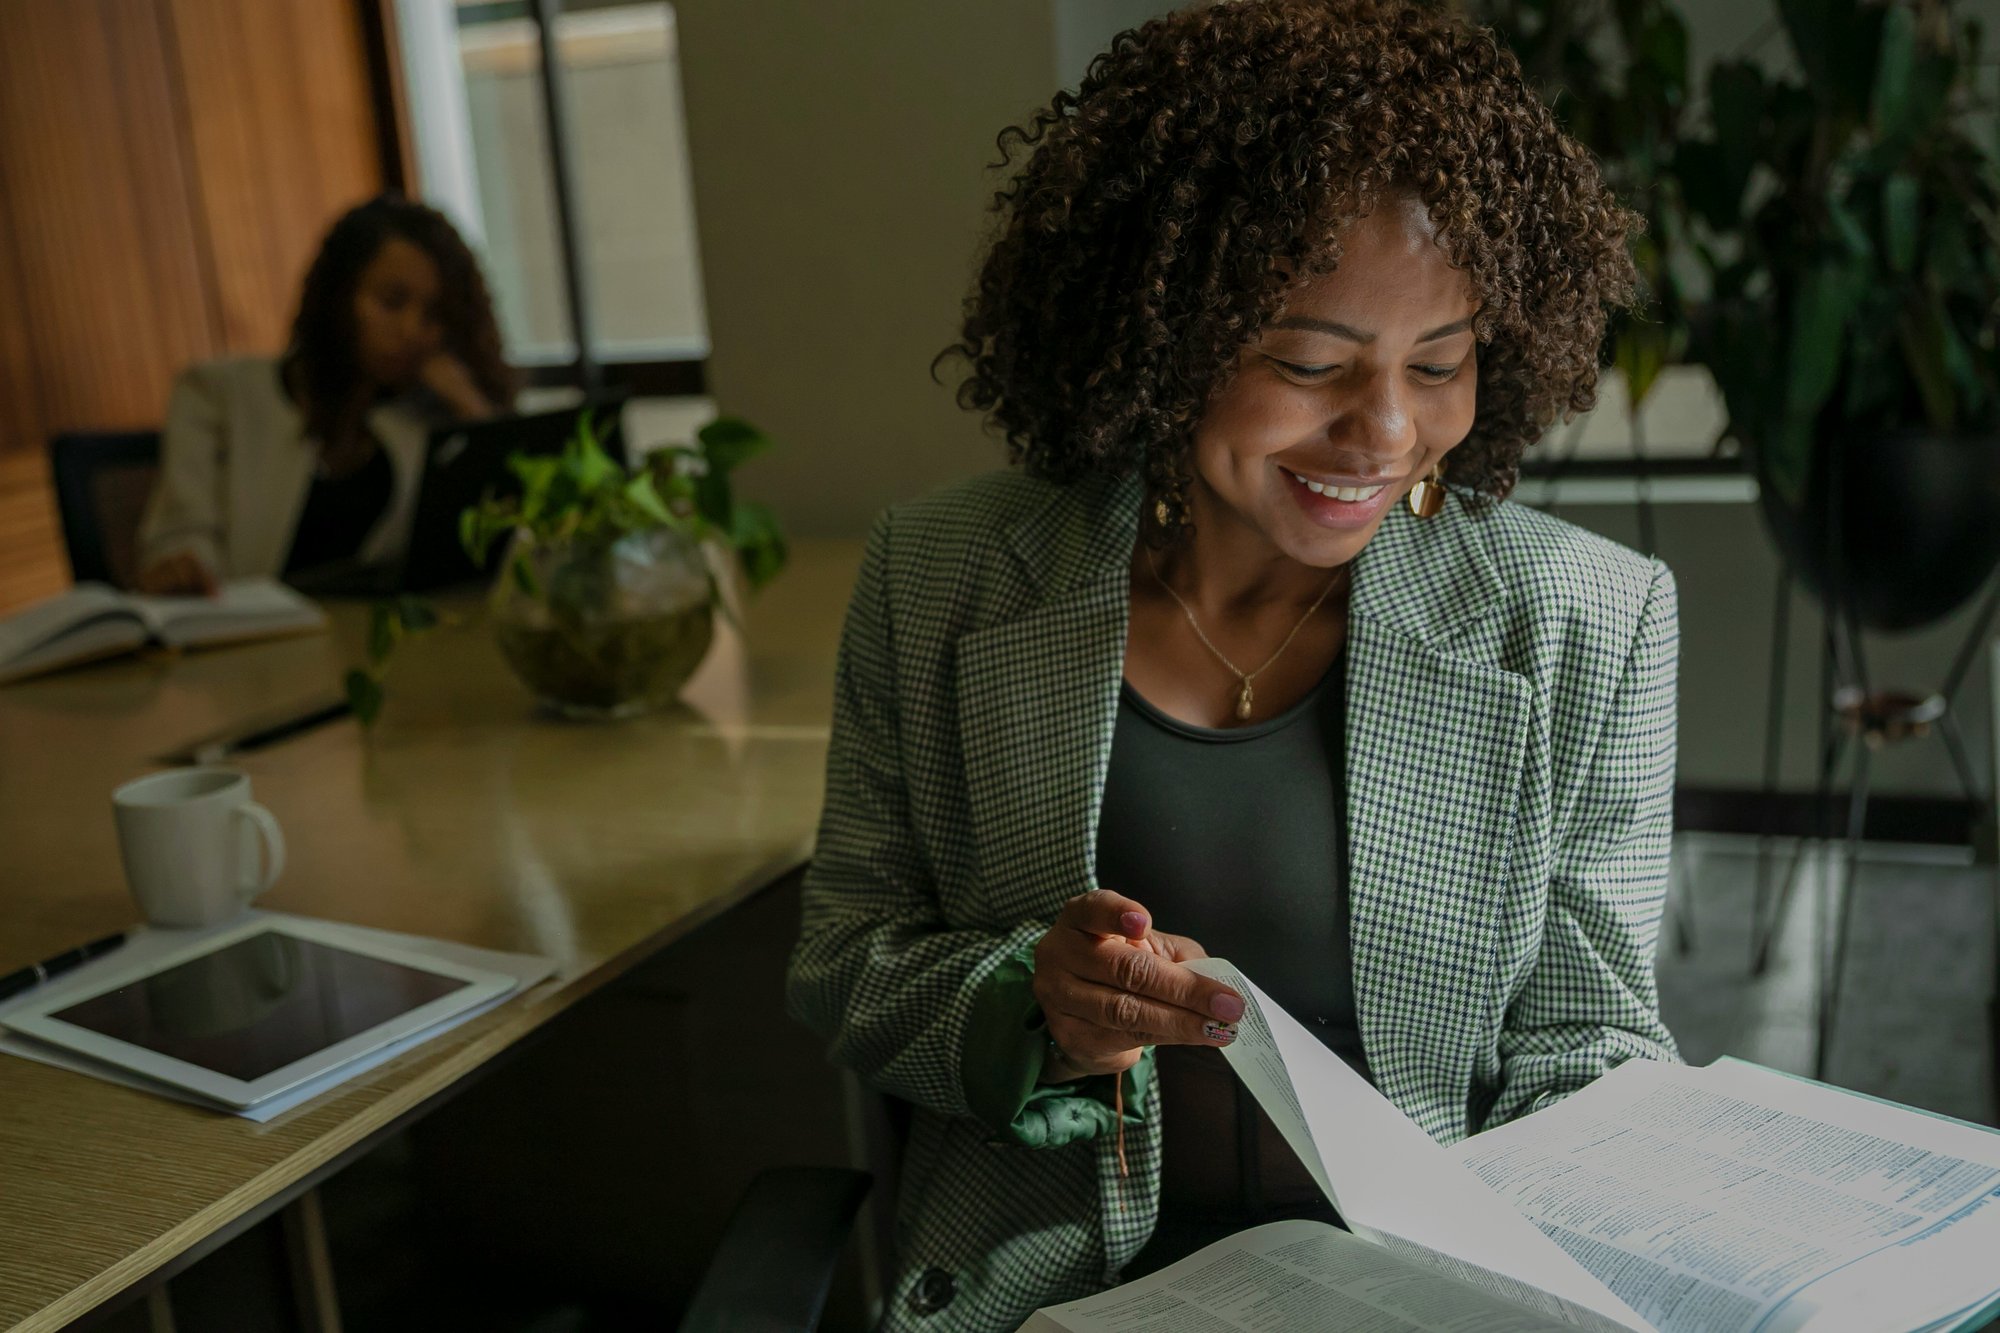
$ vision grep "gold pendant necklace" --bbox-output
[1144,545,1347,720]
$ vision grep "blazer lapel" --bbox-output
[956,476,1140,925]
[1344,499,1530,1137]
[952,477,1530,1139]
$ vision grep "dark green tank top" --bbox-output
[1096,654,1364,1266]
[1095,654,1363,1071]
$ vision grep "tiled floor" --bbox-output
[1657,832,1998,1126]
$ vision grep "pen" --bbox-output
[0,932,127,1003]
[188,698,353,764]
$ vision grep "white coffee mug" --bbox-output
[112,768,287,928]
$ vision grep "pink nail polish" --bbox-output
[1204,1021,1238,1044]
[1211,992,1244,1022]
[1120,911,1148,936]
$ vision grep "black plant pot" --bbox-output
[1757,430,2000,633]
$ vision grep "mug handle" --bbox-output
[234,802,287,899]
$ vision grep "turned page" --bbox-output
[1452,1058,2000,1333]
[1184,960,1650,1333]
[1022,1220,1579,1333]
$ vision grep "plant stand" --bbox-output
[1748,565,2000,1082]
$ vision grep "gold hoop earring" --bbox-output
[1152,476,1190,534]
[1405,462,1447,518]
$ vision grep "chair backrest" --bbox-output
[842,1071,911,1315]
[49,432,162,589]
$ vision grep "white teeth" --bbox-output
[1288,470,1384,502]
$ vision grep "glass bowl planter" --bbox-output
[490,526,715,720]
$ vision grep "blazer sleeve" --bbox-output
[786,512,1145,1144]
[1487,559,1683,1127]
[137,367,228,575]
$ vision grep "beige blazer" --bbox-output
[137,357,435,578]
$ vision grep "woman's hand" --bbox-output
[135,552,218,597]
[1032,888,1246,1083]
[416,351,498,421]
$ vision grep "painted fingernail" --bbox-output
[1120,911,1149,936]
[1210,992,1244,1022]
[1204,1021,1238,1044]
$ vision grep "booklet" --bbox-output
[0,578,327,684]
[1022,962,2000,1333]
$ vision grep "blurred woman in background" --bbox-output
[137,195,514,593]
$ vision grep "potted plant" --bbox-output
[455,413,786,719]
[1674,0,2000,630]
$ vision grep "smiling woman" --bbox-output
[787,3,1680,1329]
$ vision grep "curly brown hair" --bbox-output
[289,194,515,448]
[938,0,1641,520]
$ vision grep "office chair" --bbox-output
[49,431,162,588]
[679,1074,906,1332]
[677,1166,872,1333]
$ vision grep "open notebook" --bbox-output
[1023,962,2000,1333]
[0,579,327,684]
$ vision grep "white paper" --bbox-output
[1453,1059,2000,1333]
[0,583,147,681]
[1023,1220,1579,1333]
[0,910,555,1122]
[1186,959,1649,1333]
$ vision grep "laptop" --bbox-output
[396,394,630,593]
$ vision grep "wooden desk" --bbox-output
[0,541,862,1332]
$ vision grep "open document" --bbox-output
[1020,961,2000,1333]
[1454,1056,2000,1333]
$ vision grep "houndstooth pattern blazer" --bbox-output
[788,467,1681,1332]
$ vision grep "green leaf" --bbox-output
[1761,416,1815,506]
[1881,172,1920,272]
[1897,298,1959,432]
[1640,10,1689,106]
[696,417,774,472]
[511,550,542,600]
[692,468,734,532]
[1614,320,1670,412]
[1688,60,1763,226]
[1785,260,1866,422]
[458,507,480,564]
[345,669,384,729]
[621,470,674,525]
[367,603,398,666]
[566,412,618,492]
[1870,3,1917,143]
[729,501,788,590]
[1824,193,1871,259]
[509,454,560,527]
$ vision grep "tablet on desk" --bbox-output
[3,917,515,1108]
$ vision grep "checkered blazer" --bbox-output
[788,467,1681,1332]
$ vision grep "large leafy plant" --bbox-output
[1472,0,2000,502]
[1676,0,2000,503]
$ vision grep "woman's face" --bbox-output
[351,236,446,389]
[1190,194,1480,569]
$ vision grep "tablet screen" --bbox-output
[50,928,472,1082]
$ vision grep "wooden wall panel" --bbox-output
[0,188,46,459]
[0,451,68,611]
[0,0,221,432]
[166,0,386,353]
